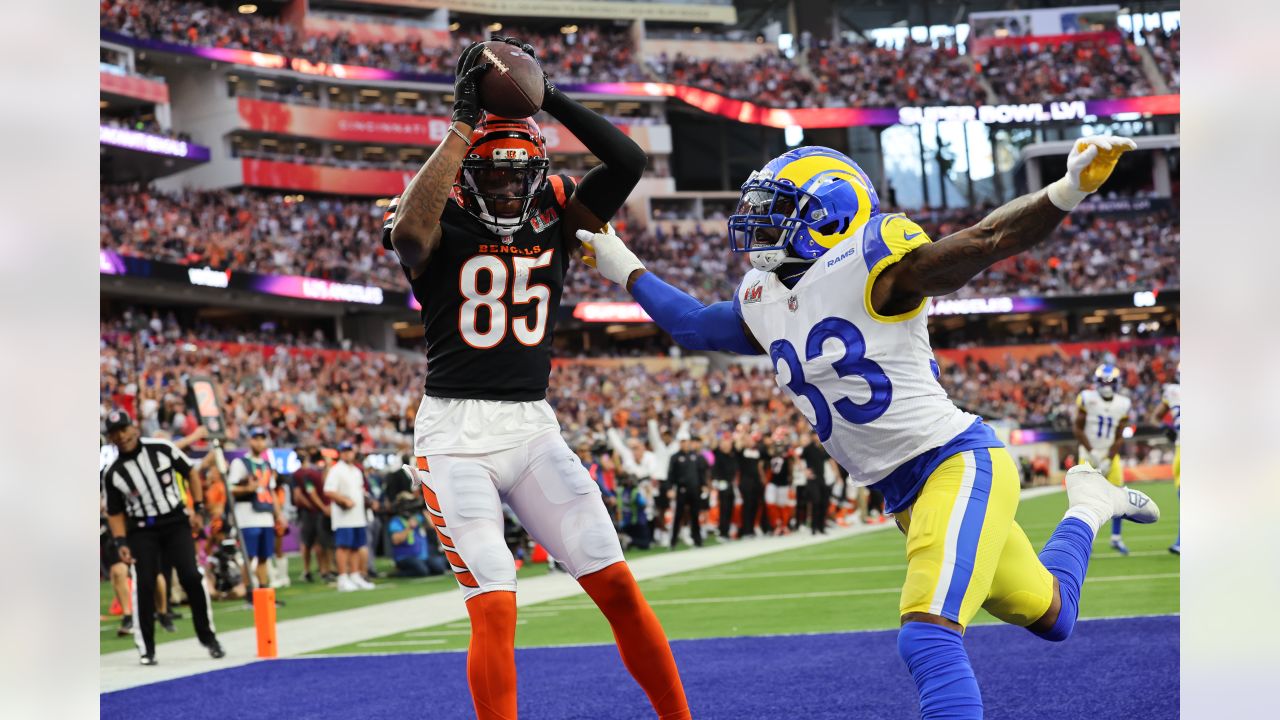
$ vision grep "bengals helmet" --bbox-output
[455,114,550,236]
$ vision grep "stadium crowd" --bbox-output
[978,38,1153,103]
[101,185,1180,302]
[100,1,644,81]
[102,0,1179,108]
[102,305,1178,455]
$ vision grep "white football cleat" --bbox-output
[1066,464,1160,530]
[336,575,358,593]
[351,574,376,590]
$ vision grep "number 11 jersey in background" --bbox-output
[734,213,988,496]
[400,174,578,402]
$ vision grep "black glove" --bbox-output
[1163,427,1178,443]
[452,42,491,127]
[492,34,557,100]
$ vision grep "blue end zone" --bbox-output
[101,616,1178,719]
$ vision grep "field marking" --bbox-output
[356,639,448,648]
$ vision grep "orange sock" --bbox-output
[579,562,691,720]
[465,591,518,720]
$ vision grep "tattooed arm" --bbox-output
[389,128,473,279]
[870,135,1136,317]
[870,191,1068,315]
[389,43,489,279]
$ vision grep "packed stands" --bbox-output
[100,311,423,450]
[100,184,1179,301]
[100,1,644,81]
[102,1,1177,109]
[978,37,1153,103]
[101,306,1179,459]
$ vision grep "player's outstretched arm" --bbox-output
[389,43,489,278]
[871,135,1136,316]
[575,228,764,356]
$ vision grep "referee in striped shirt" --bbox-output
[102,409,224,665]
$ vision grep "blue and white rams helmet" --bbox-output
[1094,363,1121,399]
[728,146,879,272]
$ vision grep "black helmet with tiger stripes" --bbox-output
[455,113,550,237]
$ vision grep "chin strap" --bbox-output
[775,258,813,287]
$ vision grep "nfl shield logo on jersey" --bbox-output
[787,295,799,312]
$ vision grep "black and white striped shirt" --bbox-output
[102,438,194,526]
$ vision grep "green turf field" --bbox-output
[315,482,1180,655]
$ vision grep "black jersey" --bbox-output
[404,174,577,402]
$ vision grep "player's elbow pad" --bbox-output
[632,272,759,355]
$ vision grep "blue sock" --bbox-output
[1111,517,1123,537]
[1035,516,1095,641]
[898,622,983,719]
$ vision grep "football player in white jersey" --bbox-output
[1073,364,1134,554]
[578,137,1159,718]
[1151,364,1180,554]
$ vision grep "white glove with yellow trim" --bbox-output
[1047,135,1138,211]
[576,227,645,286]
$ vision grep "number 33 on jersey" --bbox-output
[735,212,978,487]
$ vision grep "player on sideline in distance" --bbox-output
[1073,364,1134,554]
[577,136,1158,719]
[1151,363,1180,554]
[384,37,690,720]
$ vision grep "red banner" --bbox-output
[100,71,169,104]
[241,158,412,196]
[236,97,636,153]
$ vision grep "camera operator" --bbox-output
[387,492,445,577]
[102,410,224,665]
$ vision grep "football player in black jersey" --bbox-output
[383,38,690,720]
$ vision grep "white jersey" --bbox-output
[1162,383,1181,445]
[735,213,977,487]
[1076,389,1132,448]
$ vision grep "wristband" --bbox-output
[448,123,472,146]
[1046,176,1090,212]
[110,536,128,553]
[193,502,206,516]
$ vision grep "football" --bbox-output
[477,40,545,119]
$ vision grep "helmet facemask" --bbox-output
[458,146,549,237]
[729,176,813,272]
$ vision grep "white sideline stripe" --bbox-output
[100,514,896,693]
[357,639,448,647]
